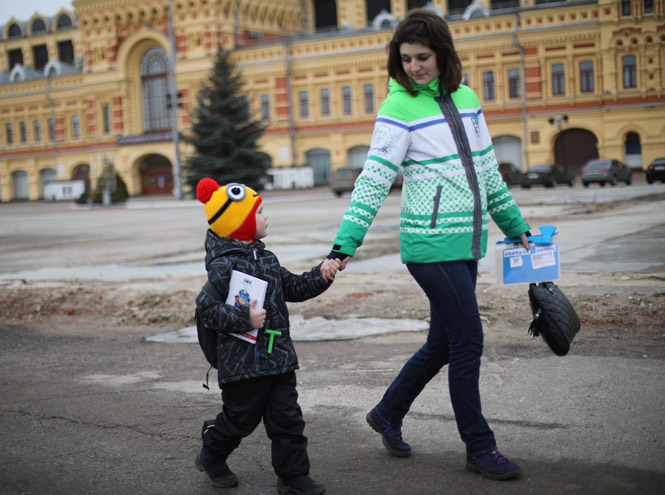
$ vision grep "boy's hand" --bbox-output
[321,258,341,282]
[249,299,266,329]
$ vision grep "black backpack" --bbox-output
[527,281,580,356]
[196,280,224,389]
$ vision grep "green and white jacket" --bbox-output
[332,77,529,264]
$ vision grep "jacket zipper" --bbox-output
[436,90,483,260]
[431,185,443,229]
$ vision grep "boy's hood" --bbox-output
[204,229,265,268]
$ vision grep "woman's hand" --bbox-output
[518,233,530,251]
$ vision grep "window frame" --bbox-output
[71,114,80,139]
[5,122,13,145]
[551,63,566,96]
[299,90,309,118]
[342,85,352,115]
[320,88,330,116]
[482,70,495,101]
[102,104,110,134]
[622,55,637,89]
[260,94,270,120]
[20,121,27,143]
[579,60,594,93]
[48,117,56,140]
[508,68,521,99]
[34,119,41,142]
[364,83,375,113]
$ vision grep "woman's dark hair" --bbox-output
[387,9,462,96]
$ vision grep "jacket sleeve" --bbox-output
[196,261,254,335]
[280,263,331,303]
[331,117,410,256]
[475,110,530,238]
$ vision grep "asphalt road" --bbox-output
[1,180,665,495]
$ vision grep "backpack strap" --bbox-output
[201,280,224,301]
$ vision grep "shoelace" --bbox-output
[491,451,508,464]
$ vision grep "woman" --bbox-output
[329,9,530,481]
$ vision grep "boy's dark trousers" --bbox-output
[202,371,310,480]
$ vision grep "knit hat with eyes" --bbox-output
[196,178,262,241]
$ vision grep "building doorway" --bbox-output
[72,164,91,195]
[624,132,642,169]
[554,129,598,176]
[305,148,331,185]
[140,154,173,195]
[348,145,370,169]
[493,135,522,171]
[40,168,57,198]
[11,170,29,200]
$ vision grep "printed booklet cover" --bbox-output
[225,270,268,343]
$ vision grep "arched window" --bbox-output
[32,19,47,34]
[141,47,171,132]
[56,14,73,30]
[8,23,23,38]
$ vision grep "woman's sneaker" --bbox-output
[366,407,411,457]
[195,449,239,488]
[466,450,522,480]
[277,475,326,495]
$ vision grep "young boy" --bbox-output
[194,178,339,495]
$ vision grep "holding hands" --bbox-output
[321,258,342,282]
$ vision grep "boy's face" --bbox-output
[254,205,268,240]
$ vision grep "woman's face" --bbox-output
[399,42,440,86]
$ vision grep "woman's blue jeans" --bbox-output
[376,260,496,456]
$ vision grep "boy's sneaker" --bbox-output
[366,407,411,457]
[195,449,239,488]
[466,451,522,480]
[277,475,326,495]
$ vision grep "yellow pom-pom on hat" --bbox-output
[196,178,262,241]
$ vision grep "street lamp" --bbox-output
[548,114,569,174]
[167,0,183,200]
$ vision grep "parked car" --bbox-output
[521,163,575,188]
[581,159,632,187]
[645,158,665,184]
[498,162,522,187]
[330,167,362,196]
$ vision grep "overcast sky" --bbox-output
[1,1,74,25]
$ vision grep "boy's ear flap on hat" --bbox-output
[197,178,220,204]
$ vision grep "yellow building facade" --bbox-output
[1,0,663,200]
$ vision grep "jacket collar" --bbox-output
[388,77,442,97]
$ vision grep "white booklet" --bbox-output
[226,270,268,344]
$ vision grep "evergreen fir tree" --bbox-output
[183,48,268,192]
